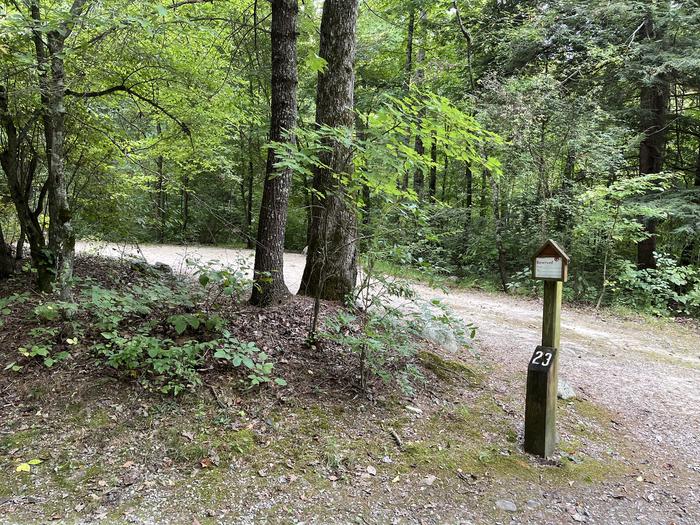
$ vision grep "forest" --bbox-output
[1,0,700,523]
[1,0,698,313]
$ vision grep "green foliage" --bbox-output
[95,332,213,395]
[608,254,700,316]
[0,293,30,328]
[95,328,282,394]
[186,257,254,306]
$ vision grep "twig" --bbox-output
[389,428,403,449]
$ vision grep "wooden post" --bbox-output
[525,240,567,458]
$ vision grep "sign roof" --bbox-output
[533,239,570,263]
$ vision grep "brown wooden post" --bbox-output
[525,240,568,458]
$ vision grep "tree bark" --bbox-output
[636,15,669,271]
[298,0,359,301]
[31,0,87,300]
[412,10,427,198]
[428,132,437,199]
[400,8,415,191]
[0,222,13,278]
[487,171,508,292]
[250,0,299,306]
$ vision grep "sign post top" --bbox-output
[532,239,569,282]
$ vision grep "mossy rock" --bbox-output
[418,350,483,386]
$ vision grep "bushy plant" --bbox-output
[608,254,700,316]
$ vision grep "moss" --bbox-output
[418,350,483,386]
[87,408,111,429]
[161,427,255,465]
[0,428,42,450]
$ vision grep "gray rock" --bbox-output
[558,379,576,400]
[496,499,517,512]
[153,262,172,273]
[526,499,541,509]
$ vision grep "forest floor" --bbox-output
[0,242,698,524]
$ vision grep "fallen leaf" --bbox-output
[121,461,134,469]
[366,465,377,476]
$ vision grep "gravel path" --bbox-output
[77,241,700,513]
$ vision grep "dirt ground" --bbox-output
[1,242,698,524]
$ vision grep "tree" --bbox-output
[298,0,360,301]
[250,0,299,306]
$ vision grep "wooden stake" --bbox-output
[524,280,562,457]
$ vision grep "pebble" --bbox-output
[558,379,577,400]
[496,499,517,512]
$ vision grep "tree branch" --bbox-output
[66,85,190,135]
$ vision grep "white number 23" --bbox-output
[532,351,553,367]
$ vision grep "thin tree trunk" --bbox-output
[155,123,165,243]
[246,150,254,249]
[428,132,437,199]
[412,10,427,197]
[181,174,189,236]
[250,0,299,306]
[0,222,13,278]
[15,227,25,260]
[298,0,360,301]
[487,172,508,292]
[400,8,415,190]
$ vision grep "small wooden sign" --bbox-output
[532,239,569,282]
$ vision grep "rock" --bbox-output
[422,475,437,486]
[154,262,172,273]
[495,500,517,512]
[526,499,541,509]
[558,379,576,400]
[421,323,460,353]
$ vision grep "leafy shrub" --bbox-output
[95,329,283,394]
[608,254,700,316]
[186,257,253,306]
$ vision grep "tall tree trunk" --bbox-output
[250,0,299,306]
[465,162,473,209]
[45,43,75,301]
[15,227,25,260]
[0,222,13,278]
[30,0,86,300]
[400,8,415,190]
[487,172,508,292]
[155,123,165,243]
[298,0,359,301]
[412,10,427,198]
[428,132,437,199]
[246,150,254,249]
[0,86,51,289]
[680,142,700,265]
[181,174,189,236]
[636,15,669,271]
